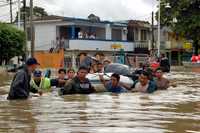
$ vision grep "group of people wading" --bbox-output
[7,54,171,100]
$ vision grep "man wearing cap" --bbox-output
[7,58,39,100]
[30,70,51,95]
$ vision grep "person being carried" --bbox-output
[131,71,157,93]
[7,58,39,100]
[99,73,127,94]
[59,66,96,95]
[155,68,170,90]
[30,70,51,95]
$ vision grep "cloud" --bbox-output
[38,0,158,21]
[0,0,158,22]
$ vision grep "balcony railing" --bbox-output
[133,41,149,49]
[68,39,134,51]
[160,41,183,49]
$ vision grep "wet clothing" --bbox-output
[132,80,157,93]
[160,57,170,72]
[59,77,95,95]
[7,66,31,100]
[30,78,51,93]
[156,78,169,90]
[50,78,67,88]
[105,81,127,93]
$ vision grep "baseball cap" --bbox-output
[26,58,40,66]
[33,70,42,77]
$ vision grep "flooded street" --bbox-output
[0,71,200,133]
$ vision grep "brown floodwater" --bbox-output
[0,71,200,133]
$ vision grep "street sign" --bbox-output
[184,42,192,49]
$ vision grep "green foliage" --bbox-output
[0,23,26,64]
[15,6,48,22]
[159,0,200,54]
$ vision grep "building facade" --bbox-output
[27,15,151,68]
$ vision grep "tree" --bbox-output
[0,23,26,65]
[159,0,200,55]
[15,6,48,21]
[88,14,101,22]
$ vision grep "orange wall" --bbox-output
[34,49,64,69]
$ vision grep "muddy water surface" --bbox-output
[0,71,200,133]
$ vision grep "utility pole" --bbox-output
[158,0,161,57]
[17,0,21,29]
[23,0,27,60]
[30,0,35,57]
[9,0,13,23]
[151,11,155,54]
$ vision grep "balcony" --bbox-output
[160,41,171,49]
[67,39,134,52]
[160,41,184,50]
[133,41,150,49]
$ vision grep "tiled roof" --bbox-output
[33,15,65,21]
[128,20,151,28]
[33,15,127,27]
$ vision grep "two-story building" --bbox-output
[28,15,151,68]
[154,26,192,65]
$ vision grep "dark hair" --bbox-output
[94,52,104,57]
[58,68,66,74]
[161,53,166,58]
[97,62,103,65]
[155,67,162,72]
[111,73,120,82]
[140,71,149,77]
[67,68,75,73]
[78,66,89,72]
[78,52,87,57]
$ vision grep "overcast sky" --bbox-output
[0,0,158,22]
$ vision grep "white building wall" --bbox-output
[69,40,134,52]
[122,28,127,41]
[35,23,56,51]
[105,24,112,40]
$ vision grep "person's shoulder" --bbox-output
[163,77,170,83]
[44,77,51,82]
[84,77,92,83]
[119,86,127,92]
[15,68,26,77]
[64,78,74,86]
[73,77,79,82]
[149,80,156,86]
[148,80,157,93]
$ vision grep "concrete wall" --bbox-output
[105,24,112,40]
[122,28,128,41]
[35,23,56,50]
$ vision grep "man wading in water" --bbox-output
[7,58,39,100]
[59,66,96,95]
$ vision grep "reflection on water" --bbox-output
[0,71,200,133]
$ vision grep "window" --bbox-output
[135,28,139,41]
[127,27,134,41]
[141,30,147,41]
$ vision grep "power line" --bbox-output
[0,0,18,8]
